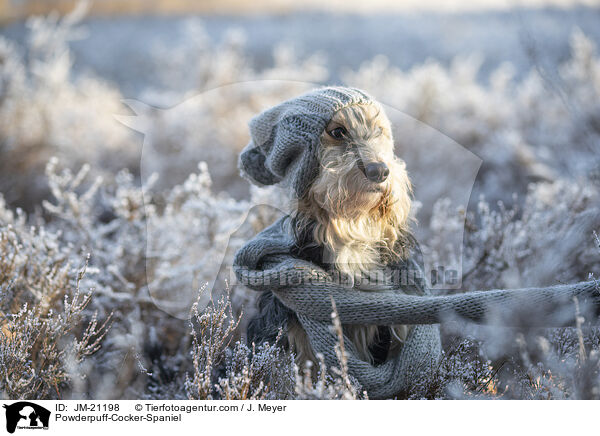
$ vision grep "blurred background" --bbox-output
[3,0,600,98]
[1,0,598,209]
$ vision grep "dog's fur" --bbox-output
[248,102,415,366]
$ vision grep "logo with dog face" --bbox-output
[3,402,50,433]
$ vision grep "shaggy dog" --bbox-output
[247,101,417,366]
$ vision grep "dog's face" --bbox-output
[294,102,414,281]
[309,103,411,220]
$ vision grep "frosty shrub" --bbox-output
[185,289,295,400]
[0,3,137,211]
[0,205,111,399]
[1,5,599,399]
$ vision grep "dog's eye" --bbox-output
[328,126,347,140]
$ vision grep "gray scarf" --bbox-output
[233,217,600,399]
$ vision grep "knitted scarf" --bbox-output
[233,217,600,399]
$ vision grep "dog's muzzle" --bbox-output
[350,143,390,184]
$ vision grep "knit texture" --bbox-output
[233,217,600,399]
[239,86,372,198]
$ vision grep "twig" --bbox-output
[572,296,587,363]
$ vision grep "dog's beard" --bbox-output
[299,146,413,284]
[311,148,390,218]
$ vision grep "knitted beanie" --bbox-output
[239,86,374,198]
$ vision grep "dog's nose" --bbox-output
[365,162,389,183]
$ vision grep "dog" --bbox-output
[247,100,416,367]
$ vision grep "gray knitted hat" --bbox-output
[239,86,374,198]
